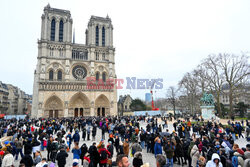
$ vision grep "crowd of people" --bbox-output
[0,115,249,167]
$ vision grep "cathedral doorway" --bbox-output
[95,95,110,117]
[97,107,105,116]
[44,96,63,118]
[69,93,90,117]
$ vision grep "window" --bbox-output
[96,52,99,60]
[49,70,54,80]
[102,72,106,82]
[102,27,105,46]
[59,20,64,42]
[96,26,99,46]
[96,72,99,81]
[50,19,56,41]
[102,53,105,61]
[50,48,54,56]
[57,70,62,81]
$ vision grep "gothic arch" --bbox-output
[44,95,64,110]
[69,92,90,108]
[95,94,110,116]
[69,92,91,117]
[44,95,64,118]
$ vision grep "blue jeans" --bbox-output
[16,148,23,160]
[141,141,145,149]
[167,158,173,167]
[232,133,236,141]
[41,142,44,151]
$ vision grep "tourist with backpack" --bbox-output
[98,144,111,167]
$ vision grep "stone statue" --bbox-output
[201,92,214,106]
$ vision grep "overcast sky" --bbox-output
[1,0,250,100]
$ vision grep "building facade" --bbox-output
[32,5,117,118]
[118,95,133,116]
[0,82,9,114]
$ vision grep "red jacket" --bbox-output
[98,148,111,164]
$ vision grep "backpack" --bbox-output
[100,150,107,160]
[231,155,238,167]
[51,142,57,151]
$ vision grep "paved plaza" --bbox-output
[12,120,249,167]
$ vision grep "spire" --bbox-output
[73,28,75,44]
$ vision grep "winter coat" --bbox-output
[205,153,223,167]
[73,132,80,143]
[233,152,244,167]
[33,155,42,165]
[98,148,111,164]
[131,143,142,155]
[133,152,143,167]
[154,142,162,157]
[20,154,33,167]
[2,153,14,167]
[72,148,81,159]
[56,150,68,166]
[123,142,129,156]
[190,145,200,167]
[164,144,175,159]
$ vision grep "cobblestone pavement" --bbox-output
[13,120,249,167]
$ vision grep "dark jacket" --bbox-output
[73,132,80,143]
[56,150,68,166]
[20,154,33,167]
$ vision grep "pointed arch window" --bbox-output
[57,70,62,81]
[50,19,56,41]
[59,20,64,42]
[96,26,99,46]
[49,70,54,80]
[96,72,99,81]
[102,27,105,46]
[102,72,106,82]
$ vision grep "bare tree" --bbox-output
[201,54,225,117]
[166,86,178,117]
[179,73,200,115]
[218,53,250,117]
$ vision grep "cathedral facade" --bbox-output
[32,5,117,118]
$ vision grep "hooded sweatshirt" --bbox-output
[205,153,223,167]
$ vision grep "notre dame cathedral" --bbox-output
[31,4,117,118]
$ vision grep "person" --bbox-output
[131,139,142,156]
[33,151,42,166]
[123,138,129,156]
[2,151,14,167]
[35,158,48,167]
[116,154,130,167]
[205,153,223,167]
[244,144,250,167]
[72,142,81,160]
[73,130,80,144]
[191,145,200,167]
[132,152,143,167]
[156,154,167,167]
[80,143,88,165]
[98,144,111,167]
[89,142,100,167]
[66,132,72,149]
[56,147,68,167]
[15,138,24,160]
[20,152,33,167]
[164,140,175,167]
[154,138,162,157]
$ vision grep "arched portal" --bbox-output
[69,92,90,117]
[95,94,110,116]
[44,95,63,118]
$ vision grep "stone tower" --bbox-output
[32,4,117,118]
